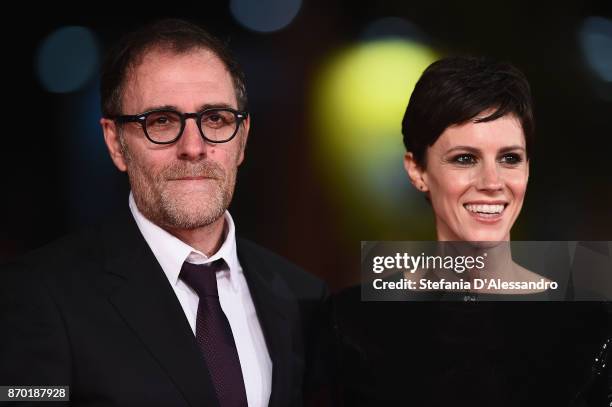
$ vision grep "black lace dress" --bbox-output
[333,284,611,406]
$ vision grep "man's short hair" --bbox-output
[100,18,248,118]
[402,56,535,168]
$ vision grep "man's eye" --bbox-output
[452,154,477,165]
[202,111,234,128]
[203,115,226,128]
[500,153,523,165]
[147,112,179,127]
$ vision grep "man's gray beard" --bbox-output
[121,138,235,230]
[156,173,234,230]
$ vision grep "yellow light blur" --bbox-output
[311,39,439,238]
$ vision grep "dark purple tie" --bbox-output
[180,260,248,407]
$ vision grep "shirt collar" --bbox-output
[128,192,242,291]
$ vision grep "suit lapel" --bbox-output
[237,240,294,407]
[102,213,219,407]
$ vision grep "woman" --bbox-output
[334,56,610,406]
[400,55,549,296]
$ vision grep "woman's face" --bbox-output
[405,112,529,242]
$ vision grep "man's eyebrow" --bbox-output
[197,102,238,111]
[137,103,238,113]
[138,104,179,113]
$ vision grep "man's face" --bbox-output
[104,48,248,231]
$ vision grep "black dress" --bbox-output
[333,283,611,406]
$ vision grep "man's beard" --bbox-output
[125,150,236,230]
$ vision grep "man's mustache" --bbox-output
[162,161,225,180]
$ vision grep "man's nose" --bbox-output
[176,118,208,160]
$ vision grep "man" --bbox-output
[1,19,329,407]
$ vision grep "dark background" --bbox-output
[2,1,612,291]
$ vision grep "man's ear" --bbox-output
[236,115,250,166]
[403,152,429,192]
[100,118,128,172]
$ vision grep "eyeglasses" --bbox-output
[112,108,248,145]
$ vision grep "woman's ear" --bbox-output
[403,152,429,192]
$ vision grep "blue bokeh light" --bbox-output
[230,0,302,33]
[580,16,612,83]
[36,26,99,93]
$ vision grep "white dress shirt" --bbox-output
[129,193,272,407]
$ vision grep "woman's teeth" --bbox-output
[464,204,505,214]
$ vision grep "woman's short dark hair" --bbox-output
[100,18,247,118]
[402,56,534,167]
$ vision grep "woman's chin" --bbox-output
[461,230,510,243]
[437,217,513,242]
[464,240,509,250]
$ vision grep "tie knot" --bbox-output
[180,259,226,298]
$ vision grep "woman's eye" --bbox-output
[452,154,477,165]
[500,153,523,165]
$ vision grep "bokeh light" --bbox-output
[230,0,302,33]
[36,26,99,93]
[312,39,438,238]
[362,17,429,43]
[580,16,612,83]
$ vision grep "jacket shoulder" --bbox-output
[2,211,137,282]
[5,224,100,269]
[236,237,327,299]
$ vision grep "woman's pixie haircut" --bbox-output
[402,56,534,167]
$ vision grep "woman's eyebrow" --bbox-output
[498,145,526,154]
[444,145,526,154]
[444,146,481,154]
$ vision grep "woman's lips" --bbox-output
[463,203,508,223]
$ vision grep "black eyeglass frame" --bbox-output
[111,108,249,145]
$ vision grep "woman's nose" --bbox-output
[475,161,503,191]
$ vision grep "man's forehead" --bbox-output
[122,47,236,112]
[127,47,232,88]
[137,46,222,68]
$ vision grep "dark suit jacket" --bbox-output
[0,210,330,407]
